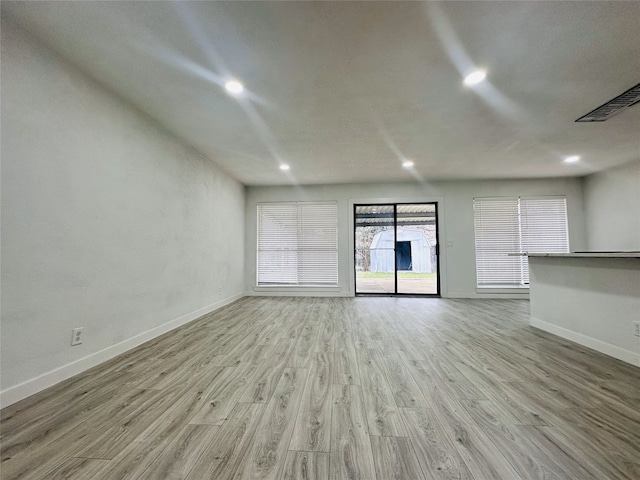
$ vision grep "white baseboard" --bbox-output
[0,292,245,408]
[446,292,530,299]
[247,289,349,297]
[530,317,640,367]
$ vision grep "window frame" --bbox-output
[473,196,569,289]
[256,201,339,287]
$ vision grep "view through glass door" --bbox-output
[354,203,439,295]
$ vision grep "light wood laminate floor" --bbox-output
[2,297,639,479]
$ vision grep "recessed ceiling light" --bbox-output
[563,155,581,163]
[279,164,290,171]
[463,69,487,86]
[225,80,244,95]
[402,160,414,168]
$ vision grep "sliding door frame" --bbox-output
[354,202,440,297]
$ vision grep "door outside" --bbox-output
[354,203,440,296]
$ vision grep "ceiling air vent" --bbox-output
[576,83,640,122]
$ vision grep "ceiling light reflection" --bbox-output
[225,80,244,95]
[463,70,487,86]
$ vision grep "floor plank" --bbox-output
[238,338,296,403]
[235,368,308,480]
[459,399,576,480]
[370,435,427,480]
[289,352,333,452]
[357,347,406,437]
[42,458,110,480]
[330,384,377,480]
[333,332,361,385]
[188,366,254,425]
[399,408,473,480]
[137,424,220,480]
[185,403,265,480]
[282,451,330,480]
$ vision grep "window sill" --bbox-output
[254,285,341,292]
[476,285,529,294]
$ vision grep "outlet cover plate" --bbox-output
[71,327,84,346]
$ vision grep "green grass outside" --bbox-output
[356,271,437,279]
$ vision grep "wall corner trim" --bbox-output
[0,292,245,408]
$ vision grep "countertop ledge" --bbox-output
[509,252,640,258]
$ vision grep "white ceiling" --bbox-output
[3,1,640,186]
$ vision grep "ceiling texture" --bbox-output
[3,1,640,186]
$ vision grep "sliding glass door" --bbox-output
[354,205,396,294]
[354,203,439,296]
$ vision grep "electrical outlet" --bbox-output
[634,322,640,337]
[71,327,84,346]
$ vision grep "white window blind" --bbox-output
[257,202,338,286]
[473,196,569,287]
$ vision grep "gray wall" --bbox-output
[246,178,587,298]
[1,21,245,402]
[583,160,640,251]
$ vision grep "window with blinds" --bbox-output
[257,202,338,286]
[473,196,569,287]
